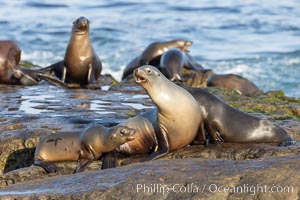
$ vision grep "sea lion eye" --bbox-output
[146,69,152,74]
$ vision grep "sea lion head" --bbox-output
[174,39,193,52]
[109,125,136,145]
[134,65,164,90]
[72,16,90,35]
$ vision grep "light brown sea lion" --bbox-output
[41,16,102,85]
[34,125,135,173]
[134,65,205,160]
[160,48,210,81]
[121,39,193,80]
[207,73,262,95]
[100,116,158,169]
[0,40,38,85]
[117,116,157,155]
[185,86,294,145]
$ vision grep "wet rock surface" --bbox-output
[0,75,299,199]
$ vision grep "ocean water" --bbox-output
[0,0,299,97]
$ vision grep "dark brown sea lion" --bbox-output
[186,86,293,145]
[0,40,38,85]
[207,73,262,95]
[134,65,205,160]
[41,16,102,85]
[160,48,210,81]
[122,39,193,80]
[34,125,135,173]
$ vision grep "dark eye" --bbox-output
[146,69,152,74]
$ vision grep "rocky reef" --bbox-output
[0,72,299,199]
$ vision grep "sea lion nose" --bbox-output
[133,68,139,76]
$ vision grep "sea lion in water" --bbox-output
[207,73,262,95]
[134,65,205,160]
[34,125,135,173]
[122,39,193,80]
[185,86,293,145]
[0,40,38,85]
[160,48,210,81]
[42,16,102,85]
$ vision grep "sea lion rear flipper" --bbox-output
[101,151,118,169]
[145,128,169,161]
[34,160,59,173]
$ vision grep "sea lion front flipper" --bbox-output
[73,148,95,173]
[192,121,206,145]
[145,128,169,161]
[37,73,68,87]
[12,70,38,85]
[61,66,67,83]
[207,121,224,144]
[101,151,118,169]
[73,158,94,173]
[34,160,59,173]
[87,63,93,83]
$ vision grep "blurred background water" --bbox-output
[0,0,299,97]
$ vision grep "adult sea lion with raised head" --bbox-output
[122,39,193,80]
[0,40,39,85]
[41,16,102,85]
[34,125,135,173]
[134,65,205,160]
[186,86,293,145]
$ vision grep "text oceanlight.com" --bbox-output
[126,183,294,196]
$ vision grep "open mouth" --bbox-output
[134,70,147,84]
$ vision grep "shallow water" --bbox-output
[0,0,299,97]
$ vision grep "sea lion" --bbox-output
[186,86,293,145]
[100,115,158,169]
[42,16,102,85]
[134,65,205,160]
[34,125,135,173]
[122,39,193,80]
[160,48,185,81]
[0,40,38,85]
[117,116,157,155]
[207,73,262,95]
[160,48,210,81]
